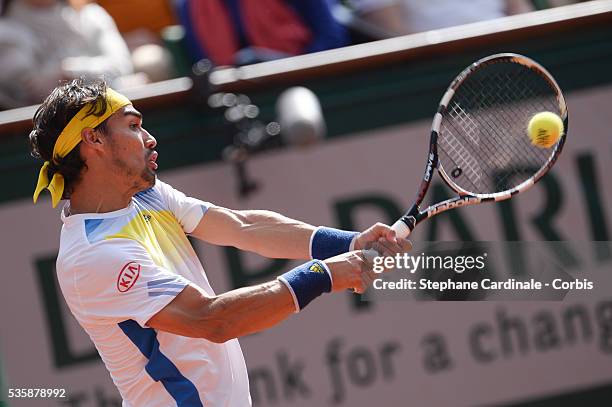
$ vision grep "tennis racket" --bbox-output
[391,53,568,239]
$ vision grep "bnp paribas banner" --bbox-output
[0,84,611,407]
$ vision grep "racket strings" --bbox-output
[443,95,527,193]
[464,90,549,188]
[438,62,561,195]
[442,107,487,192]
[479,70,555,183]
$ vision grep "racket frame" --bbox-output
[392,53,568,239]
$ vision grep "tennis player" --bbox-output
[29,79,410,406]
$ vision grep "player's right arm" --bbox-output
[60,237,378,344]
[147,250,375,343]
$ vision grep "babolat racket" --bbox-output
[391,53,568,239]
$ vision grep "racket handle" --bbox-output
[391,220,412,239]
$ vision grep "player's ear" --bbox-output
[81,127,104,147]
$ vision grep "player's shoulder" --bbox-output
[150,178,183,197]
[134,178,179,205]
[138,178,196,210]
[133,179,168,211]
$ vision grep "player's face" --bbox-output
[103,106,158,192]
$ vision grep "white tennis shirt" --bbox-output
[56,179,251,406]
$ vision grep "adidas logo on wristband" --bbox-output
[309,262,325,273]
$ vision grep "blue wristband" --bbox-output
[278,260,332,311]
[310,227,358,260]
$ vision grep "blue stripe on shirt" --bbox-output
[148,290,183,297]
[118,320,203,406]
[84,219,104,238]
[148,278,180,287]
[149,284,186,290]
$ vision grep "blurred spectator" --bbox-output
[175,0,349,66]
[545,0,585,5]
[0,0,133,109]
[351,0,534,36]
[97,0,177,35]
[96,0,176,81]
[345,0,406,37]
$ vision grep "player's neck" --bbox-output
[68,174,133,215]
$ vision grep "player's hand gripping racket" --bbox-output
[391,53,568,239]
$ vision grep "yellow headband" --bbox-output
[33,88,131,208]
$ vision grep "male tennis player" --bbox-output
[29,79,410,406]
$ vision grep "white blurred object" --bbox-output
[276,86,326,147]
[131,44,173,83]
[111,72,150,90]
[0,1,133,107]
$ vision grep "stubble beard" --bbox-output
[141,166,156,188]
[111,155,156,194]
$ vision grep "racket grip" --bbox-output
[391,220,412,239]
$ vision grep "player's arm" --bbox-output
[146,280,294,342]
[158,180,408,259]
[68,236,397,344]
[146,251,374,343]
[190,207,315,259]
[190,206,408,259]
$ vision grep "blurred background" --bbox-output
[0,0,611,406]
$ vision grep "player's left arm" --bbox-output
[190,206,406,259]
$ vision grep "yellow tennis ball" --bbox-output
[527,112,563,148]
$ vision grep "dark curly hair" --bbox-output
[29,78,111,199]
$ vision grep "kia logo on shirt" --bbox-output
[117,262,141,293]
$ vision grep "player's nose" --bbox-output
[143,129,157,149]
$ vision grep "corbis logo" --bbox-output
[117,262,141,292]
